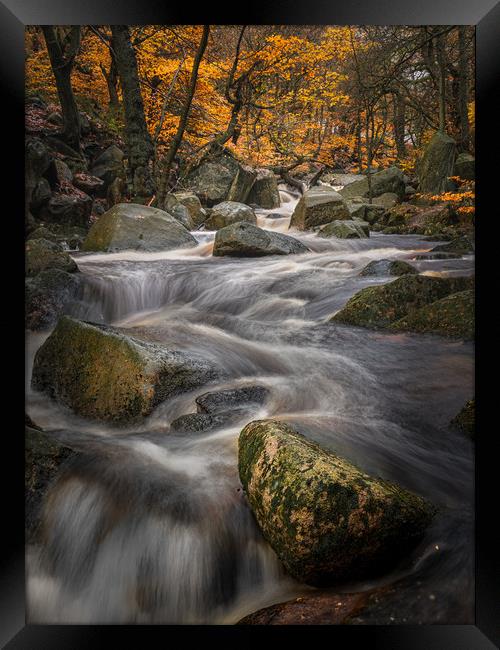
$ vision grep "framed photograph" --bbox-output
[2,0,498,646]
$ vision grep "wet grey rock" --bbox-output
[26,268,80,330]
[340,167,406,201]
[213,221,309,257]
[204,201,256,230]
[82,203,197,252]
[25,238,78,276]
[291,186,350,230]
[247,169,280,208]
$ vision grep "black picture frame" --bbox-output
[3,0,499,647]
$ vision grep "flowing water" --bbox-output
[26,187,475,624]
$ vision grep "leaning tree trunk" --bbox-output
[42,26,82,153]
[111,25,155,200]
[157,26,210,207]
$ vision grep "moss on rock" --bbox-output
[25,238,78,276]
[238,420,435,586]
[391,289,474,339]
[331,275,473,330]
[31,316,222,423]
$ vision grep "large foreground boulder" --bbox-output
[82,203,197,252]
[25,269,80,330]
[331,275,473,331]
[339,167,406,201]
[25,239,78,276]
[31,316,222,423]
[290,186,350,230]
[318,220,369,239]
[247,169,280,209]
[239,420,435,585]
[204,201,256,230]
[213,222,309,257]
[417,132,456,194]
[184,152,257,206]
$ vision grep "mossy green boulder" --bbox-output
[331,275,473,330]
[31,316,222,423]
[238,420,435,586]
[25,238,78,277]
[430,235,474,255]
[392,289,474,339]
[82,203,197,252]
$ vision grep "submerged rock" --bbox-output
[359,259,417,277]
[31,316,222,423]
[331,275,473,330]
[196,386,269,414]
[204,201,256,230]
[339,167,406,202]
[213,222,308,257]
[25,238,78,276]
[82,203,197,252]
[417,132,456,194]
[25,268,80,330]
[247,169,280,209]
[290,186,350,230]
[318,220,369,239]
[392,289,474,339]
[238,420,435,585]
[172,386,270,434]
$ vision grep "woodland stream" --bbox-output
[26,186,475,624]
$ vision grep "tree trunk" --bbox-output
[392,92,406,160]
[157,26,210,206]
[436,29,447,133]
[41,26,81,153]
[111,25,155,200]
[100,48,120,111]
[458,26,470,152]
